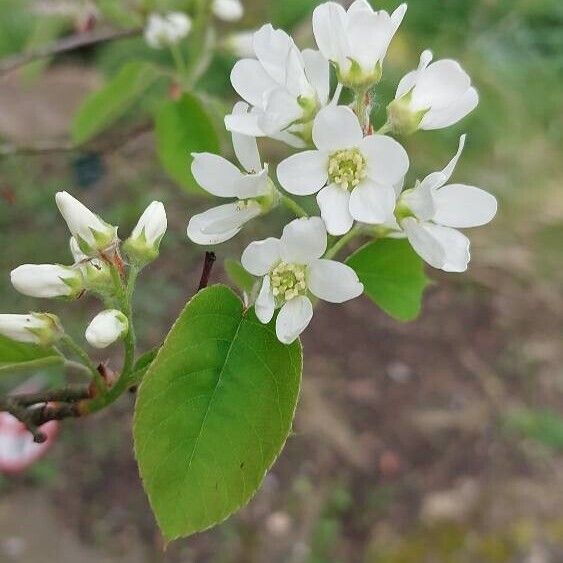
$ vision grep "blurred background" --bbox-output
[0,0,562,561]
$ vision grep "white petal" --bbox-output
[302,48,330,104]
[349,181,396,224]
[420,134,466,190]
[230,59,277,108]
[421,87,479,130]
[276,150,328,195]
[401,182,436,222]
[347,10,394,71]
[231,102,262,173]
[312,105,363,152]
[423,224,471,272]
[433,184,497,228]
[187,203,258,245]
[317,185,354,236]
[312,2,350,70]
[361,134,409,186]
[307,259,364,303]
[225,110,266,137]
[255,276,275,324]
[280,217,327,264]
[390,3,408,33]
[241,237,281,276]
[402,217,446,270]
[259,87,303,134]
[396,49,433,99]
[191,153,244,197]
[275,296,313,344]
[235,169,270,199]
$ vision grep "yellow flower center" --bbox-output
[269,261,307,302]
[328,148,367,190]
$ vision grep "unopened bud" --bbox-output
[85,310,128,349]
[123,201,167,265]
[0,313,64,346]
[213,0,244,22]
[386,93,428,136]
[70,238,113,295]
[10,264,84,299]
[144,12,192,49]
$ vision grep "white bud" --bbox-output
[55,192,117,256]
[124,201,167,265]
[10,264,83,299]
[223,31,255,58]
[0,313,63,346]
[69,236,88,263]
[144,12,192,49]
[85,310,128,349]
[213,0,244,22]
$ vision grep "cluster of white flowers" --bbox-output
[0,193,167,349]
[186,0,497,344]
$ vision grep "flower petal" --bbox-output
[225,109,266,136]
[396,50,433,99]
[433,184,497,228]
[191,153,244,197]
[312,105,363,152]
[312,2,350,70]
[302,48,330,104]
[420,134,466,190]
[276,150,328,195]
[275,296,313,344]
[241,237,281,276]
[255,276,275,324]
[347,10,394,71]
[187,204,246,245]
[280,217,327,264]
[423,224,471,272]
[308,259,364,303]
[317,184,354,236]
[231,102,262,172]
[361,134,409,186]
[200,202,261,235]
[230,59,277,108]
[349,181,396,224]
[235,169,270,199]
[421,87,479,130]
[259,87,303,134]
[402,217,446,270]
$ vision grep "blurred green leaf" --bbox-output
[0,335,62,376]
[270,0,324,29]
[154,92,220,194]
[504,408,563,450]
[71,61,161,145]
[346,239,429,321]
[134,285,302,540]
[224,258,256,296]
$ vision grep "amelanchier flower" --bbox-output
[0,313,63,346]
[387,50,478,134]
[123,201,167,265]
[312,0,406,89]
[85,310,129,349]
[55,192,118,256]
[391,135,497,272]
[277,104,409,236]
[70,238,112,295]
[144,12,192,49]
[241,217,364,344]
[213,0,244,22]
[225,24,330,147]
[10,264,83,299]
[188,102,275,245]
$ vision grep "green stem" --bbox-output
[280,194,308,218]
[61,335,104,391]
[354,88,369,131]
[169,43,189,85]
[323,226,363,261]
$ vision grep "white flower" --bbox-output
[0,313,63,346]
[55,191,118,256]
[144,12,192,49]
[124,201,167,264]
[388,50,478,133]
[241,217,363,344]
[313,0,406,88]
[392,135,497,272]
[85,310,128,349]
[213,0,244,22]
[188,102,274,245]
[10,264,83,299]
[277,104,409,236]
[225,24,330,147]
[222,30,255,58]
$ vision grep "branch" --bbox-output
[0,27,143,75]
[197,251,216,291]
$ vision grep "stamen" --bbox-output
[269,261,308,304]
[328,148,367,190]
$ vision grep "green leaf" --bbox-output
[270,0,325,28]
[504,408,563,450]
[0,335,62,375]
[154,92,220,194]
[346,239,430,321]
[224,258,256,295]
[134,285,302,541]
[71,61,161,145]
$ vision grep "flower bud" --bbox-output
[10,264,84,299]
[85,310,128,349]
[0,313,64,346]
[385,94,428,136]
[123,201,167,265]
[55,191,118,256]
[222,31,255,58]
[213,0,244,22]
[144,12,192,49]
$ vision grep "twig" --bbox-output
[197,251,216,291]
[0,27,142,75]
